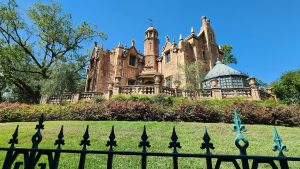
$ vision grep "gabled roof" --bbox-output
[204,61,247,80]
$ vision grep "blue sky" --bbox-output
[19,0,300,83]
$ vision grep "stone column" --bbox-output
[210,78,222,99]
[154,74,162,94]
[104,83,114,99]
[40,96,48,104]
[247,77,260,100]
[174,80,181,97]
[73,93,81,103]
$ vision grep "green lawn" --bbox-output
[0,121,299,169]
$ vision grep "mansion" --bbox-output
[41,16,274,104]
[80,16,273,101]
[85,16,222,92]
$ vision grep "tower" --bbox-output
[143,26,159,72]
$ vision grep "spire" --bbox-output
[191,27,195,34]
[117,42,122,48]
[100,44,104,50]
[165,35,169,42]
[179,34,183,41]
[94,41,98,47]
[131,40,135,47]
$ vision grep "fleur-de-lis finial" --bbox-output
[80,126,91,150]
[272,127,288,156]
[32,114,45,148]
[168,127,181,153]
[9,125,19,148]
[232,108,249,155]
[200,126,215,154]
[139,126,151,152]
[54,126,65,149]
[106,126,117,151]
[36,114,45,130]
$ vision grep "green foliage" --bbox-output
[272,69,300,104]
[0,0,105,102]
[1,99,299,127]
[151,94,174,106]
[182,60,205,90]
[220,45,237,65]
[41,63,78,98]
[91,95,106,103]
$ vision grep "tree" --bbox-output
[182,60,205,90]
[271,69,300,104]
[220,45,237,65]
[0,0,105,102]
[41,63,79,104]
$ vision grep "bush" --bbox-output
[91,95,106,103]
[0,99,300,126]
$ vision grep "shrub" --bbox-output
[151,94,174,106]
[0,99,299,127]
[91,95,106,103]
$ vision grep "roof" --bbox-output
[204,61,247,80]
[145,26,158,32]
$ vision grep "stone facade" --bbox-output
[85,16,222,92]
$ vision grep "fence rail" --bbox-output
[1,109,299,169]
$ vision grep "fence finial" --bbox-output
[201,126,214,154]
[272,127,288,156]
[106,126,117,151]
[31,114,45,148]
[232,108,249,155]
[9,125,19,148]
[55,125,65,149]
[139,125,151,152]
[80,126,90,150]
[168,126,181,153]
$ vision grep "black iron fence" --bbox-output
[0,109,299,169]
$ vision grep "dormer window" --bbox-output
[129,55,136,66]
[165,51,171,64]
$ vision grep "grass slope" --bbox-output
[0,121,299,168]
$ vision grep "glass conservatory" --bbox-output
[202,61,249,89]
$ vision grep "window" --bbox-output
[128,79,136,85]
[165,76,172,87]
[129,55,136,66]
[202,51,206,60]
[165,51,171,64]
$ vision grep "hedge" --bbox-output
[0,98,300,126]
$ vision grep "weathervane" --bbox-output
[148,18,153,27]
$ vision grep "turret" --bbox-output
[144,26,159,71]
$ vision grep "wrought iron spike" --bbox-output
[139,126,151,152]
[168,126,181,153]
[80,126,91,150]
[8,125,19,148]
[200,126,214,154]
[232,108,246,133]
[35,114,45,130]
[106,126,117,151]
[232,108,249,156]
[54,125,65,149]
[272,127,288,156]
[32,114,45,148]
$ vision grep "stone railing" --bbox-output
[119,85,155,95]
[41,92,103,104]
[162,86,175,96]
[47,93,74,104]
[181,89,212,99]
[41,85,275,104]
[221,88,252,98]
[80,92,103,100]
